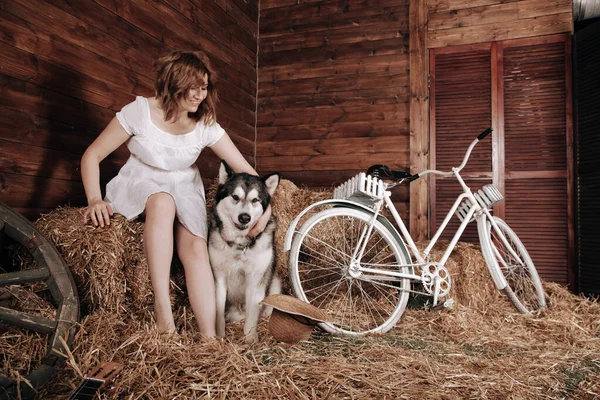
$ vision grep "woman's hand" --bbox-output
[249,204,272,238]
[84,199,114,228]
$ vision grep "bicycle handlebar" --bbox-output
[477,127,493,141]
[366,128,493,183]
[416,128,493,178]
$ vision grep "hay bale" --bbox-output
[34,208,190,318]
[1,189,599,399]
[35,208,132,313]
[271,179,331,293]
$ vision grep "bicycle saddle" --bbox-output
[367,164,416,182]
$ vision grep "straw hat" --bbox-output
[261,294,329,343]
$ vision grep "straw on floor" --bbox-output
[0,179,598,399]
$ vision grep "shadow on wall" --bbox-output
[25,61,104,216]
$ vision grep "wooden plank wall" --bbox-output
[257,0,411,220]
[0,0,258,220]
[428,0,573,48]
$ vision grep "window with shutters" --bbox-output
[429,34,573,286]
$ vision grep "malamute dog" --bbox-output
[208,161,281,343]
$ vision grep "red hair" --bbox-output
[155,50,218,124]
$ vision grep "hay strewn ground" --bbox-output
[1,179,598,399]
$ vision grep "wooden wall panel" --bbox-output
[0,0,258,220]
[428,0,573,48]
[257,1,411,219]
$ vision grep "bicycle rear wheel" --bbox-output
[288,207,411,335]
[478,215,546,314]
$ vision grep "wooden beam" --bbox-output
[491,41,506,219]
[409,0,429,240]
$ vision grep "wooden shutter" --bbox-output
[430,35,573,285]
[430,46,492,243]
[502,39,571,284]
[574,20,600,295]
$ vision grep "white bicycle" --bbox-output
[284,129,546,336]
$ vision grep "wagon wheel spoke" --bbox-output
[0,268,51,287]
[0,305,57,334]
[0,203,80,399]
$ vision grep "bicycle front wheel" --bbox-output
[478,215,546,314]
[288,207,411,335]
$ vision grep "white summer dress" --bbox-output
[105,96,225,239]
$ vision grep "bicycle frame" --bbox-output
[385,166,483,268]
[354,169,484,304]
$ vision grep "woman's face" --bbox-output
[180,73,209,113]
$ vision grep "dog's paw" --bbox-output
[216,327,226,338]
[244,332,259,344]
[216,320,226,338]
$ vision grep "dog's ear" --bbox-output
[263,173,280,196]
[218,160,234,184]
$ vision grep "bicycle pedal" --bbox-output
[430,298,455,311]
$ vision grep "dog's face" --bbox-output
[214,161,279,231]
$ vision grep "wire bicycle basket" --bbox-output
[455,184,504,222]
[333,172,386,206]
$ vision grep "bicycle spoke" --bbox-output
[307,275,346,306]
[368,279,401,309]
[326,277,349,324]
[297,270,341,285]
[302,232,353,262]
[362,235,388,263]
[341,279,356,330]
[355,280,387,327]
[298,250,345,272]
[367,251,397,268]
[303,278,340,296]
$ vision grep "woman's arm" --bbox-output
[209,133,273,237]
[209,133,257,175]
[81,117,131,227]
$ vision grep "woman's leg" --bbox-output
[175,222,217,338]
[144,192,177,332]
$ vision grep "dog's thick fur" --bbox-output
[208,161,281,343]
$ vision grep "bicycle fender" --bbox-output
[283,199,410,264]
[477,215,509,290]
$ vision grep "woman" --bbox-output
[81,50,270,338]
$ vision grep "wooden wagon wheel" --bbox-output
[0,203,79,399]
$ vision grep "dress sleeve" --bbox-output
[116,96,144,136]
[204,122,226,148]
